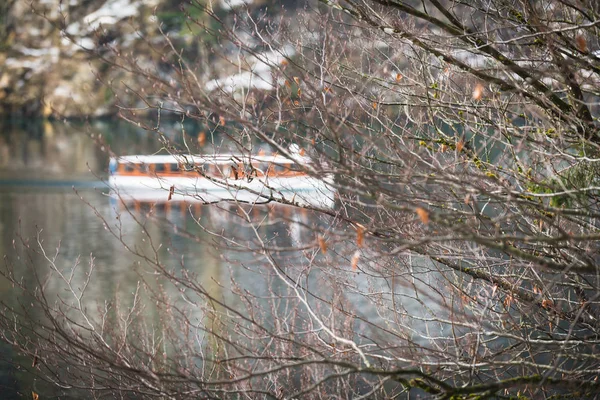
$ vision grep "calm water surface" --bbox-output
[0,119,327,398]
[0,119,443,398]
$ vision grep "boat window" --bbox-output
[124,164,136,173]
[289,163,303,172]
[206,164,218,178]
[168,163,179,173]
[244,163,257,178]
[153,164,166,173]
[274,164,288,174]
[181,162,194,172]
[259,162,271,175]
[229,164,237,179]
[109,159,118,175]
[198,164,209,175]
[221,165,230,178]
[201,164,216,178]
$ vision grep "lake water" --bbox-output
[0,118,334,397]
[0,118,449,398]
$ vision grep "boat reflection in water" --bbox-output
[108,150,335,208]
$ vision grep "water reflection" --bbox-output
[0,119,102,181]
[0,118,331,396]
[0,119,450,398]
[0,117,236,183]
[1,191,327,396]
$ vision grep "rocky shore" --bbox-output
[0,0,294,118]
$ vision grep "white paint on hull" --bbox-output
[108,174,335,208]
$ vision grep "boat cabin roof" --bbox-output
[112,154,307,165]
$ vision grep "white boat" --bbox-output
[108,152,335,208]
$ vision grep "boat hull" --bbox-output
[108,174,335,208]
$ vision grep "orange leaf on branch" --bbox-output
[472,83,484,100]
[351,250,360,271]
[415,207,429,224]
[356,224,365,247]
[197,131,206,146]
[576,35,588,53]
[504,294,513,309]
[318,236,327,254]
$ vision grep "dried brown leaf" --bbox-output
[351,251,360,271]
[576,35,588,53]
[504,294,513,309]
[415,207,429,224]
[197,131,206,146]
[472,83,484,100]
[356,224,365,247]
[318,236,327,254]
